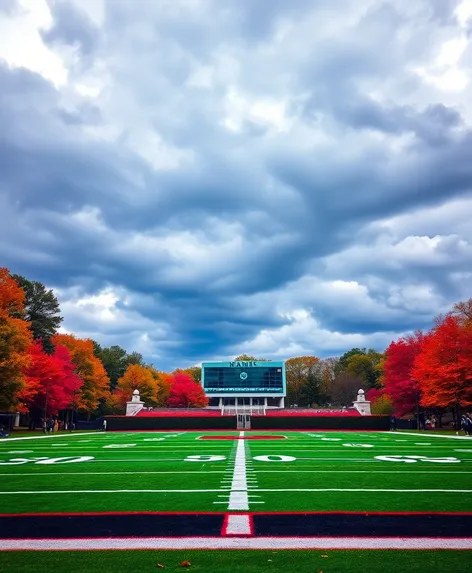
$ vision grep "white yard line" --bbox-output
[227,434,249,510]
[1,537,471,550]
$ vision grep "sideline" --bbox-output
[0,433,96,442]
[1,487,471,495]
[397,432,472,440]
[1,536,471,550]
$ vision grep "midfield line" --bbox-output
[227,431,249,510]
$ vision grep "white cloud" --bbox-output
[0,0,68,85]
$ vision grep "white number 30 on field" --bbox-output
[375,455,460,463]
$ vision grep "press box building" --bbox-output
[202,360,286,413]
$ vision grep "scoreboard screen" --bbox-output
[202,361,285,394]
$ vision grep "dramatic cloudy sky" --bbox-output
[1,0,472,370]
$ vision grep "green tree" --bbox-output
[125,351,144,366]
[234,354,269,362]
[300,369,323,406]
[93,343,128,391]
[12,275,62,353]
[336,348,383,388]
[93,344,144,391]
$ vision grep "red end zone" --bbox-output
[199,435,287,440]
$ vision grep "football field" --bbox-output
[0,429,471,572]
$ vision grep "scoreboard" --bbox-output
[202,361,286,395]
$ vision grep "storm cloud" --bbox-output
[1,0,471,369]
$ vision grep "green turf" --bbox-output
[1,430,472,513]
[0,549,471,573]
[1,429,472,571]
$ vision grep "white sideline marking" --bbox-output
[397,432,472,440]
[0,471,227,477]
[0,433,94,442]
[1,537,471,550]
[224,514,252,535]
[2,487,471,495]
[228,438,248,510]
[254,470,472,474]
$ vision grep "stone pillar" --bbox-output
[126,389,145,416]
[279,397,285,408]
[14,413,20,427]
[353,389,371,416]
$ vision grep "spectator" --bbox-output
[466,413,472,436]
[0,424,10,438]
[457,415,468,436]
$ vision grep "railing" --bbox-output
[221,406,266,416]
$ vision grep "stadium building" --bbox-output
[202,360,286,414]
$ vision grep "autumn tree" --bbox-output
[19,341,82,417]
[317,357,339,404]
[412,315,472,418]
[149,368,172,406]
[167,372,208,408]
[173,366,202,384]
[114,364,160,407]
[53,334,110,416]
[285,356,320,406]
[367,388,394,415]
[12,275,62,353]
[383,332,424,418]
[0,268,32,410]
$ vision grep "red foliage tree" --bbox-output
[413,316,472,412]
[53,334,110,415]
[19,341,83,416]
[167,372,209,408]
[383,332,424,416]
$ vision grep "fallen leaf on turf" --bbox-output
[156,565,165,569]
[321,555,329,558]
[181,561,191,567]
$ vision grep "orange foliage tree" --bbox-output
[285,356,320,406]
[114,364,160,407]
[412,315,472,414]
[0,268,33,410]
[53,334,110,416]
